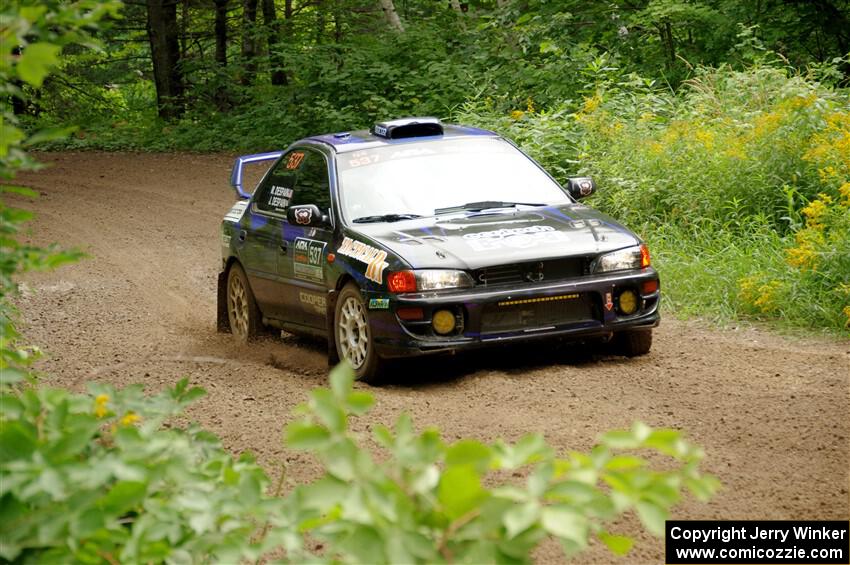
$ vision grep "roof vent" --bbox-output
[371,117,443,139]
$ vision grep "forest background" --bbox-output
[11,0,850,331]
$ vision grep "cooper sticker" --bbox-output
[294,207,312,225]
[224,200,249,223]
[299,291,326,314]
[368,298,390,310]
[293,237,326,283]
[338,237,389,284]
[463,226,569,251]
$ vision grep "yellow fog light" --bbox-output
[432,309,456,335]
[618,290,638,315]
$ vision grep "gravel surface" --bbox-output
[14,152,850,563]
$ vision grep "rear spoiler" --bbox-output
[229,151,284,199]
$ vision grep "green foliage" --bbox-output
[2,364,719,563]
[457,60,850,333]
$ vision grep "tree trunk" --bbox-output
[378,0,404,32]
[241,0,258,84]
[262,0,287,85]
[214,0,228,66]
[146,0,184,120]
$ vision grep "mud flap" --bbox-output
[216,271,230,333]
[326,289,339,366]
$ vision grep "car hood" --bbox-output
[348,204,641,270]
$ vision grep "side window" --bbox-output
[254,151,300,215]
[253,149,331,216]
[291,151,331,211]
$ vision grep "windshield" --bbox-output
[337,137,571,223]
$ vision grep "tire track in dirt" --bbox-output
[13,152,849,563]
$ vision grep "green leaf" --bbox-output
[540,506,588,546]
[635,500,668,536]
[16,43,61,87]
[438,464,487,520]
[598,531,634,555]
[0,421,38,460]
[285,421,331,450]
[599,430,640,450]
[310,389,346,433]
[446,439,492,472]
[330,362,354,400]
[503,501,540,538]
[345,391,373,415]
[0,368,27,386]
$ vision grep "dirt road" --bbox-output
[14,152,850,563]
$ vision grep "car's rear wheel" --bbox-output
[613,328,653,357]
[227,263,263,342]
[335,283,384,383]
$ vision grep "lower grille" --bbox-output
[480,293,595,334]
[474,257,587,287]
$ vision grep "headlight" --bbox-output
[593,244,650,273]
[387,269,474,293]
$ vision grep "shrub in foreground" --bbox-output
[0,364,719,563]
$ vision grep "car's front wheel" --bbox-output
[613,328,653,357]
[334,283,384,383]
[226,263,263,342]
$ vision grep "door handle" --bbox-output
[238,230,247,242]
[279,241,288,254]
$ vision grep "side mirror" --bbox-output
[287,204,329,227]
[566,177,597,200]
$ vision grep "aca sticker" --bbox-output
[293,238,326,283]
[337,237,389,284]
[368,298,390,310]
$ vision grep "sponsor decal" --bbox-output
[299,291,326,314]
[337,237,390,284]
[294,207,312,225]
[373,125,388,137]
[570,219,601,229]
[463,225,569,251]
[604,292,614,311]
[368,298,390,310]
[223,200,249,222]
[293,238,326,283]
[579,180,593,196]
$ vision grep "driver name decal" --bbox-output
[338,237,389,284]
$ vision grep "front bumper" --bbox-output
[366,268,660,358]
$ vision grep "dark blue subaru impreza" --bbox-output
[217,117,660,382]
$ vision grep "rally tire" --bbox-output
[226,263,263,343]
[334,283,384,384]
[614,329,653,357]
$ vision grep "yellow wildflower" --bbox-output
[694,129,715,149]
[844,305,850,328]
[839,182,850,206]
[510,110,525,121]
[801,195,832,229]
[753,281,782,313]
[94,394,110,418]
[581,95,601,114]
[119,411,141,426]
[526,97,536,114]
[818,166,838,183]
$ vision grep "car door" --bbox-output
[277,147,335,331]
[239,153,299,319]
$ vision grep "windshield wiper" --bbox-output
[434,201,546,215]
[352,213,423,224]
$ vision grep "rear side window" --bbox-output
[254,149,330,215]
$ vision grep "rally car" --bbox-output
[217,117,660,382]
